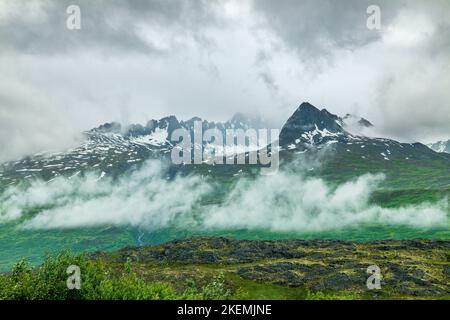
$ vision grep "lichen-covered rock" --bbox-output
[91,237,450,298]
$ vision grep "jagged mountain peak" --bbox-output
[279,102,344,147]
[228,112,268,130]
[85,111,268,151]
[93,122,122,134]
[2,101,448,189]
[289,103,341,129]
[358,118,373,128]
[342,113,374,129]
[278,102,448,162]
[90,112,267,140]
[296,102,318,112]
[280,102,379,148]
[428,140,450,154]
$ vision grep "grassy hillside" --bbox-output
[1,237,449,300]
[0,147,449,273]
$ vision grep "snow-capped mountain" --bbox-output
[0,113,266,187]
[1,102,449,189]
[279,102,449,162]
[428,140,450,154]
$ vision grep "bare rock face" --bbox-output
[96,237,450,298]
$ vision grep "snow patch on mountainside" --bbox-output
[428,140,450,153]
[130,127,169,146]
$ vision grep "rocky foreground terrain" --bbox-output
[91,237,450,300]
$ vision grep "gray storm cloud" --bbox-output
[0,0,222,55]
[0,0,449,161]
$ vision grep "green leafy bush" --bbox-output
[0,252,230,300]
[201,273,231,300]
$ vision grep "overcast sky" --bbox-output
[0,0,449,161]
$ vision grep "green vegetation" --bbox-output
[1,238,449,300]
[0,152,450,299]
[318,147,450,190]
[0,251,232,300]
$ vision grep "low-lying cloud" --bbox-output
[205,172,448,231]
[0,160,448,232]
[0,161,211,229]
